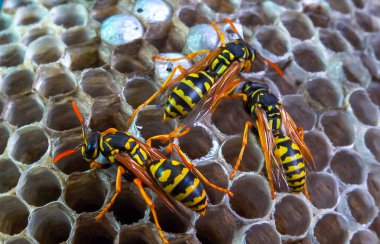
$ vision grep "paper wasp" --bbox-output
[53,101,233,244]
[127,18,283,126]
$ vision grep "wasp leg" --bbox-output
[153,49,211,62]
[146,125,190,147]
[211,92,247,114]
[209,22,226,46]
[229,120,253,179]
[303,180,310,200]
[167,143,234,198]
[127,65,187,126]
[96,166,125,221]
[133,178,168,244]
[101,128,118,136]
[90,162,111,169]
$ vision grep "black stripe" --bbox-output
[170,91,193,115]
[285,167,305,179]
[153,160,184,189]
[171,172,198,198]
[177,81,203,105]
[190,195,207,211]
[181,182,204,205]
[287,176,306,184]
[281,158,304,171]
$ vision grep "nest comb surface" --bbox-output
[0,0,380,243]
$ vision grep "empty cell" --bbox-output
[178,126,213,159]
[342,54,371,86]
[21,27,55,46]
[274,195,311,236]
[330,149,365,185]
[367,82,380,106]
[307,172,339,209]
[17,167,61,206]
[328,0,352,13]
[72,213,117,244]
[305,78,343,110]
[280,11,315,40]
[0,125,10,155]
[230,175,271,219]
[0,68,34,96]
[293,43,326,72]
[313,213,349,244]
[351,230,379,244]
[351,0,365,9]
[0,159,20,193]
[50,3,87,28]
[63,44,100,71]
[0,44,25,67]
[178,6,208,28]
[355,10,378,32]
[255,26,290,56]
[195,205,243,244]
[222,135,262,174]
[26,36,66,64]
[109,48,147,73]
[368,166,380,207]
[282,95,316,131]
[2,95,44,127]
[321,110,355,147]
[245,222,281,244]
[347,188,377,225]
[365,127,380,162]
[45,102,81,131]
[336,21,362,50]
[197,162,229,205]
[28,202,73,244]
[118,225,161,244]
[123,74,158,109]
[9,126,49,165]
[80,68,118,98]
[0,196,29,235]
[319,29,349,52]
[212,98,251,135]
[61,27,97,46]
[359,52,378,79]
[0,30,18,45]
[14,4,48,25]
[304,131,332,171]
[203,0,234,13]
[91,0,119,23]
[0,13,11,31]
[303,4,330,28]
[349,90,379,126]
[64,172,107,214]
[369,35,380,61]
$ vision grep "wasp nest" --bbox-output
[0,0,379,243]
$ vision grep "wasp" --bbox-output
[127,19,284,125]
[53,101,233,244]
[227,81,315,199]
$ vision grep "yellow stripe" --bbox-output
[164,167,189,193]
[130,144,139,155]
[100,136,104,152]
[286,170,306,180]
[211,59,219,70]
[200,71,215,85]
[168,96,189,116]
[218,54,231,65]
[217,65,227,75]
[149,160,165,176]
[182,79,204,98]
[287,179,305,187]
[174,178,200,201]
[133,153,144,166]
[158,169,171,182]
[124,138,134,150]
[172,88,196,109]
[184,190,206,208]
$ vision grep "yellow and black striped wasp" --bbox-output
[127,18,284,126]
[53,101,233,244]
[224,81,315,199]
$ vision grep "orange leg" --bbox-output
[153,49,210,62]
[127,65,187,126]
[229,121,253,179]
[96,166,125,221]
[146,125,190,147]
[167,143,234,198]
[210,92,247,113]
[133,178,168,244]
[209,21,226,46]
[90,162,107,169]
[101,128,118,136]
[303,180,310,200]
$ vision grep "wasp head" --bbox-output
[81,131,101,162]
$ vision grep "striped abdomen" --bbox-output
[149,159,207,214]
[273,135,306,193]
[164,71,214,120]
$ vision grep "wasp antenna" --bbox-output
[209,21,225,46]
[258,55,284,77]
[53,147,81,164]
[224,18,243,39]
[72,101,84,124]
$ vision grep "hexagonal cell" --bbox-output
[320,110,355,147]
[61,26,97,46]
[0,30,18,45]
[245,222,281,244]
[282,95,316,131]
[304,131,332,171]
[0,44,25,67]
[369,34,380,61]
[197,162,229,205]
[368,166,380,207]
[355,10,378,32]
[45,102,82,131]
[62,44,101,71]
[0,68,34,96]
[349,90,379,126]
[50,3,87,28]
[80,68,118,98]
[203,0,234,13]
[351,230,379,244]
[292,42,326,72]
[314,213,349,244]
[211,98,251,135]
[351,0,365,8]
[305,77,343,110]
[2,0,36,11]
[117,225,161,244]
[303,4,330,28]
[109,182,146,225]
[39,0,68,8]
[365,127,380,163]
[178,126,213,160]
[328,0,352,13]
[0,124,10,155]
[195,205,243,244]
[342,54,371,86]
[91,0,119,22]
[255,26,290,56]
[274,195,311,236]
[17,167,61,206]
[230,174,271,219]
[330,149,365,185]
[0,196,29,235]
[64,171,107,214]
[367,82,380,106]
[336,21,362,50]
[221,135,262,174]
[34,65,76,98]
[0,159,20,193]
[26,35,66,64]
[0,13,12,31]
[8,126,49,165]
[307,172,338,209]
[14,4,48,25]
[280,11,315,40]
[346,188,377,225]
[123,74,158,109]
[178,6,209,28]
[2,94,44,127]
[319,29,349,52]
[371,212,380,238]
[52,135,90,174]
[21,27,55,46]
[28,202,73,244]
[71,213,117,244]
[89,96,129,132]
[5,237,34,244]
